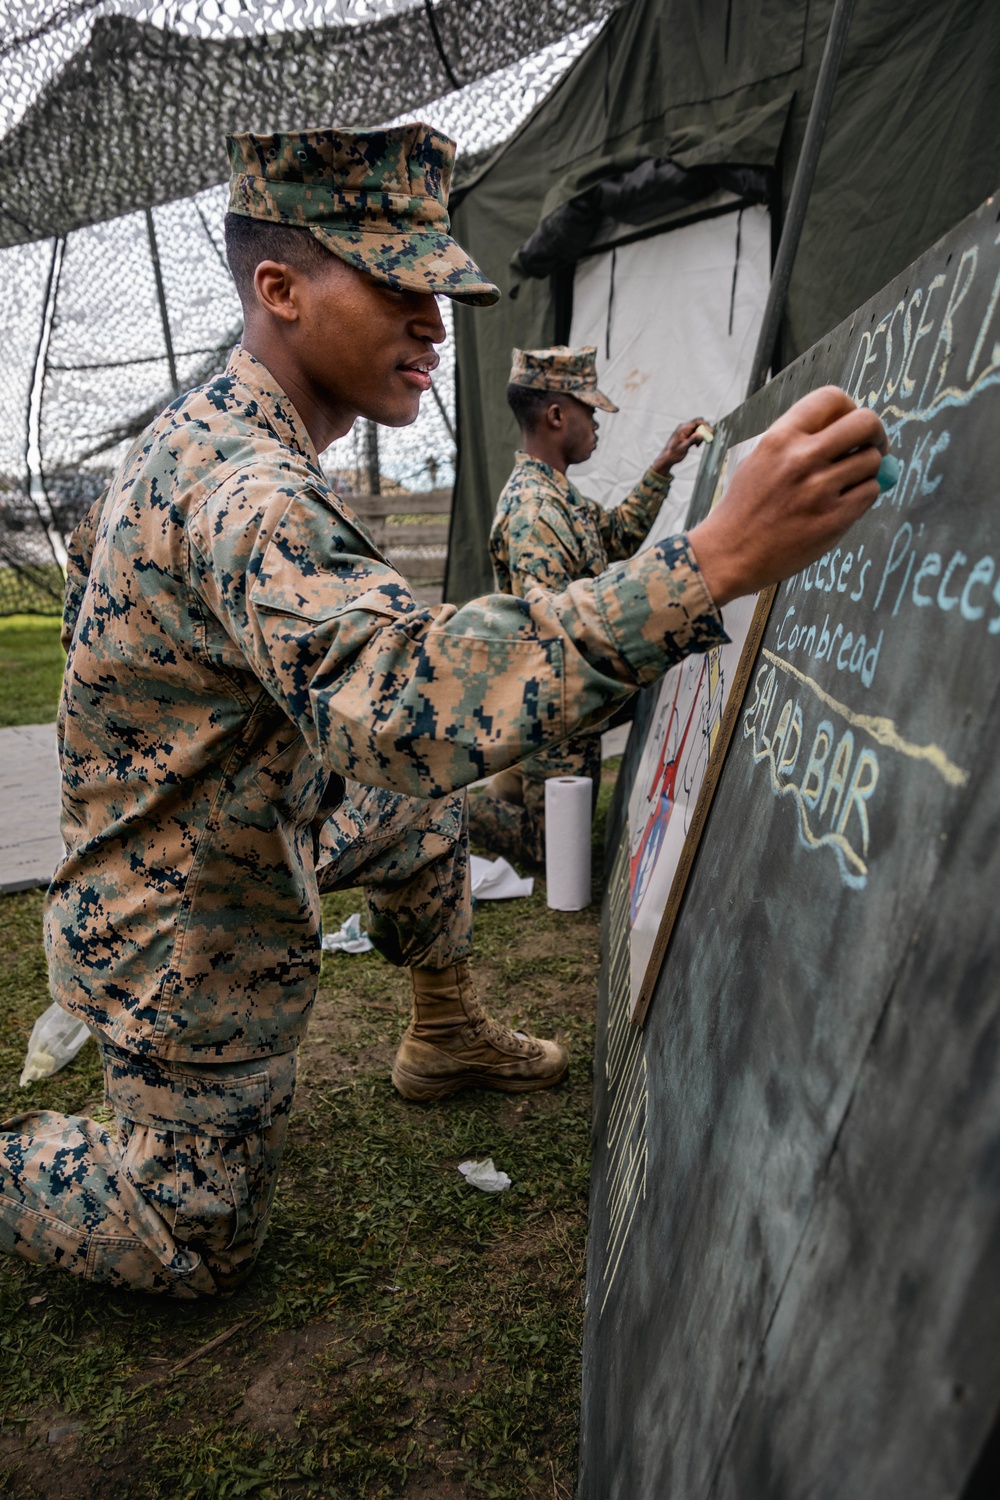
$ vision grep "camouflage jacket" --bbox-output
[45,347,725,1062]
[489,452,671,597]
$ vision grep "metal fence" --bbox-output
[0,0,611,613]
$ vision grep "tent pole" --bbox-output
[746,0,856,397]
[428,378,457,444]
[422,0,462,90]
[23,235,66,578]
[364,420,381,495]
[145,207,180,398]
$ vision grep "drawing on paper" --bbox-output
[626,437,762,1007]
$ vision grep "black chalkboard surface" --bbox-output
[581,191,1000,1499]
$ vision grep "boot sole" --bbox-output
[391,1058,569,1102]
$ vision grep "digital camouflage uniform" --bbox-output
[469,347,672,866]
[0,130,724,1297]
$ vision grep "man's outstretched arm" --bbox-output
[597,418,709,563]
[193,387,885,799]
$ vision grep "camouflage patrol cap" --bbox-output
[509,345,618,412]
[226,122,500,307]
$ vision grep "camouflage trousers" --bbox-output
[467,733,602,868]
[0,784,470,1297]
[0,1044,297,1298]
[317,780,471,968]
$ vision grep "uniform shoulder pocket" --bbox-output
[247,495,409,626]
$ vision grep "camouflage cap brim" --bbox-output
[310,223,500,307]
[573,385,619,414]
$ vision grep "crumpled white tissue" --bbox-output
[458,1157,512,1193]
[321,912,374,954]
[20,1002,92,1087]
[470,854,533,901]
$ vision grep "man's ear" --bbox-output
[544,399,565,430]
[252,260,301,323]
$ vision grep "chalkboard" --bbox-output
[581,190,1000,1499]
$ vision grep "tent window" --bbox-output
[512,160,769,280]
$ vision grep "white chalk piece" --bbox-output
[544,775,593,910]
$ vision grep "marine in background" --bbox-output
[468,344,710,868]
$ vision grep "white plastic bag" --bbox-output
[458,1157,512,1193]
[321,912,374,954]
[469,855,533,901]
[19,1002,93,1087]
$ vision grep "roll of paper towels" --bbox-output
[545,775,592,910]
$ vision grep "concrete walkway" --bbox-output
[0,722,61,894]
[0,719,631,898]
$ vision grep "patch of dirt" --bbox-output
[295,986,404,1098]
[484,1207,587,1289]
[507,925,601,968]
[0,1321,356,1496]
[411,1356,483,1397]
[233,1323,346,1439]
[493,1088,569,1128]
[0,1413,102,1500]
[403,1471,473,1498]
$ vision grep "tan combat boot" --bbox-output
[391,960,569,1101]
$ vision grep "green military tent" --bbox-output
[445,0,1000,601]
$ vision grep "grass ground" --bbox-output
[0,616,64,728]
[0,769,618,1500]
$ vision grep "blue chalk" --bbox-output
[877,454,901,492]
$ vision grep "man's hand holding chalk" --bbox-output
[651,418,714,475]
[687,386,888,607]
[877,453,901,491]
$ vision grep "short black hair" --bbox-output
[224,212,335,305]
[507,382,558,433]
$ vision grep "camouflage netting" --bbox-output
[0,0,615,614]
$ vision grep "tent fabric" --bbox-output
[446,0,1000,602]
[0,0,622,248]
[567,206,771,533]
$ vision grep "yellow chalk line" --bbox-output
[879,359,1000,431]
[750,735,869,876]
[761,650,968,787]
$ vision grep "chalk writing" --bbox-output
[844,232,1000,420]
[761,651,967,786]
[743,662,879,887]
[870,518,1000,632]
[743,648,968,889]
[774,607,882,687]
[772,226,1000,698]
